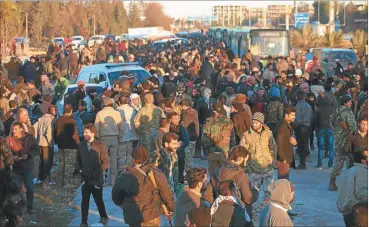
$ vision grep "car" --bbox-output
[56,84,104,116]
[71,36,85,46]
[320,48,358,77]
[75,62,152,88]
[121,33,128,41]
[53,37,65,46]
[88,35,105,47]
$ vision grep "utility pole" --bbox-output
[25,13,28,39]
[318,0,320,24]
[93,15,96,35]
[328,0,335,33]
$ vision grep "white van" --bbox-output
[87,35,105,47]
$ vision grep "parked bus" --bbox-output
[249,29,290,59]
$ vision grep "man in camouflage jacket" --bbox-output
[329,95,358,191]
[240,112,277,216]
[202,102,236,174]
[134,94,166,152]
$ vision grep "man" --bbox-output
[174,167,209,226]
[112,146,175,226]
[345,117,368,168]
[202,102,236,174]
[180,100,200,173]
[169,112,189,185]
[134,94,166,152]
[294,91,313,169]
[211,180,252,227]
[204,146,257,219]
[159,132,180,192]
[184,207,211,227]
[152,118,170,153]
[315,96,336,169]
[276,107,297,180]
[54,104,80,188]
[94,97,123,186]
[240,112,277,215]
[5,122,38,214]
[117,96,138,172]
[75,124,110,227]
[337,149,368,227]
[262,63,276,82]
[329,95,358,191]
[259,179,295,227]
[9,108,35,137]
[33,105,56,184]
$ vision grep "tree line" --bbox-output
[0,1,173,47]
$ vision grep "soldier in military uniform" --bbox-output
[329,95,358,191]
[134,94,167,152]
[158,132,180,192]
[240,112,277,215]
[202,102,236,174]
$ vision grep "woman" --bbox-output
[129,93,142,112]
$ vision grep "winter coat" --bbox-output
[259,179,294,227]
[265,99,284,124]
[204,161,257,207]
[201,115,236,158]
[316,91,338,109]
[117,104,139,142]
[152,129,166,153]
[54,77,70,98]
[195,97,215,125]
[240,126,277,174]
[230,105,251,141]
[337,163,368,215]
[211,200,251,227]
[276,119,295,167]
[112,164,175,226]
[334,106,358,149]
[174,187,209,226]
[262,69,276,82]
[54,115,80,149]
[181,108,200,141]
[5,133,38,174]
[94,106,124,138]
[199,61,214,82]
[134,104,166,135]
[33,113,55,147]
[75,140,110,187]
[294,100,313,127]
[169,124,189,160]
[315,97,336,130]
[345,131,368,154]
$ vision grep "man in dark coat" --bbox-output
[23,57,38,84]
[276,106,297,180]
[199,56,214,82]
[75,124,110,227]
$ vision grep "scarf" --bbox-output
[210,195,251,222]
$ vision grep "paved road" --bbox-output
[69,148,346,227]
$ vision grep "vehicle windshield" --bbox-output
[73,37,82,40]
[251,36,288,57]
[91,37,102,40]
[66,86,103,96]
[54,39,63,42]
[108,70,151,85]
[328,51,358,62]
[15,37,25,43]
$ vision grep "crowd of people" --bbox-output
[0,35,368,227]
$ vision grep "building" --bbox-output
[267,5,294,19]
[212,5,248,26]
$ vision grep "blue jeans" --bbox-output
[12,170,34,211]
[318,128,334,167]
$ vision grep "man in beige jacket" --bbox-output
[95,97,124,185]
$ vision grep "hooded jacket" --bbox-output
[174,186,208,226]
[315,96,336,129]
[181,108,200,141]
[259,179,294,227]
[231,103,251,141]
[240,126,277,174]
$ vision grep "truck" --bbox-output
[128,27,163,40]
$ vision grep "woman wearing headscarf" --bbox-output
[40,74,55,101]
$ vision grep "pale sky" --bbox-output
[158,1,298,18]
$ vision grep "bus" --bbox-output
[249,29,290,59]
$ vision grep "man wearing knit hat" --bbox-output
[202,102,236,174]
[134,93,166,152]
[112,146,175,226]
[240,112,277,217]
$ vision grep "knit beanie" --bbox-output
[188,208,211,227]
[132,146,149,165]
[270,87,281,98]
[252,112,265,124]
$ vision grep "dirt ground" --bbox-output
[21,172,78,227]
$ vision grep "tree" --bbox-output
[351,29,368,57]
[128,2,141,28]
[321,29,345,48]
[312,1,329,24]
[291,24,321,50]
[143,2,173,30]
